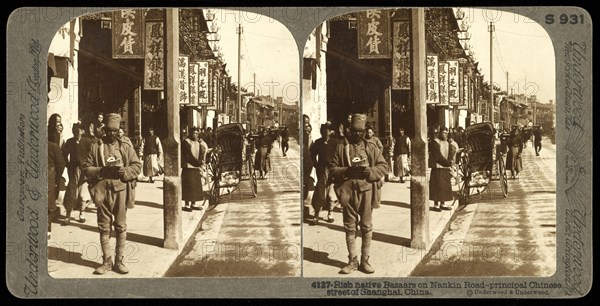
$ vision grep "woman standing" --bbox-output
[181,128,205,211]
[506,127,524,179]
[428,128,453,211]
[254,129,272,179]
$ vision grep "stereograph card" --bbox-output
[4,5,592,298]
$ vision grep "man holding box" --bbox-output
[83,113,142,275]
[328,113,388,274]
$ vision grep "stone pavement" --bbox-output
[411,137,556,276]
[48,174,208,278]
[303,171,460,277]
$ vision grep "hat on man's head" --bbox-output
[320,123,334,131]
[105,113,121,130]
[350,113,367,130]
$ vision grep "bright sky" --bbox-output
[458,8,556,104]
[209,9,300,104]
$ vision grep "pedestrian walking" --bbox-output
[393,128,411,183]
[61,123,92,225]
[83,113,142,275]
[139,128,163,183]
[429,128,453,211]
[303,121,315,220]
[281,126,290,156]
[181,127,206,211]
[328,114,388,274]
[254,128,272,179]
[48,129,66,240]
[310,123,335,225]
[506,127,524,179]
[534,126,543,156]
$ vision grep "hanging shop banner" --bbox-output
[438,62,449,106]
[357,10,391,59]
[143,21,164,90]
[178,56,189,104]
[112,9,145,59]
[459,69,469,110]
[448,60,460,105]
[206,68,216,110]
[198,61,209,105]
[426,55,439,104]
[189,63,199,106]
[392,20,411,90]
[211,70,218,109]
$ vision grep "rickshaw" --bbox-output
[456,122,508,205]
[205,123,258,206]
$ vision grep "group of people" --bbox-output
[46,111,224,275]
[250,125,291,179]
[302,113,486,274]
[48,112,142,275]
[501,124,543,179]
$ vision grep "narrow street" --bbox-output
[165,139,302,277]
[411,138,556,276]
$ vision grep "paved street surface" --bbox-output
[303,171,460,277]
[412,138,556,276]
[165,139,302,277]
[48,174,206,278]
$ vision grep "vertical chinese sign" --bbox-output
[178,56,189,104]
[461,72,469,110]
[198,61,209,105]
[392,20,411,90]
[357,10,391,59]
[112,10,144,59]
[426,55,439,104]
[144,21,164,90]
[211,69,218,110]
[447,60,460,105]
[189,63,199,105]
[438,62,449,106]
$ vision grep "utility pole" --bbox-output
[163,8,182,250]
[253,73,256,130]
[506,71,509,129]
[410,8,430,250]
[489,21,495,126]
[236,23,242,123]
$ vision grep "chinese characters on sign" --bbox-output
[189,63,199,105]
[198,61,209,105]
[461,72,470,110]
[143,21,164,90]
[392,21,411,90]
[211,70,218,108]
[112,10,144,58]
[447,60,460,104]
[178,56,189,104]
[426,55,439,104]
[357,10,391,59]
[438,62,449,106]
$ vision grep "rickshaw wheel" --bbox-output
[498,157,508,197]
[207,151,221,206]
[458,152,470,205]
[209,181,220,206]
[248,157,258,197]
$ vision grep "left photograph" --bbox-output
[47,8,301,278]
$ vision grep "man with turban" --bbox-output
[83,113,141,275]
[328,113,388,274]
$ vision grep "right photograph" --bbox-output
[302,8,556,277]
